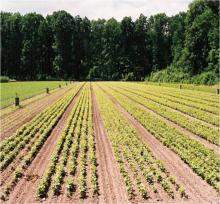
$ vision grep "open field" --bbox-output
[0,81,69,108]
[0,82,219,203]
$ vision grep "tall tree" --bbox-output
[205,0,219,74]
[38,19,54,79]
[88,19,106,79]
[47,11,74,79]
[72,16,91,79]
[103,18,121,80]
[134,14,152,77]
[20,13,44,79]
[119,16,135,77]
[178,0,219,75]
[1,12,23,78]
[148,13,172,71]
[169,12,186,64]
[1,0,219,84]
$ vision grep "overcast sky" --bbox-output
[1,0,192,20]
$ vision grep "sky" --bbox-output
[1,0,193,20]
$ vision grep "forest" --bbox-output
[1,0,219,84]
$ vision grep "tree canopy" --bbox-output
[1,0,219,84]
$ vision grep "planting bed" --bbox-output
[0,82,219,203]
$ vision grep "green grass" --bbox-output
[0,81,68,108]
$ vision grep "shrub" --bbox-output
[0,76,9,83]
[147,66,190,83]
[191,71,218,85]
[124,72,135,81]
[146,66,218,85]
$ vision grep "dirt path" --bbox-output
[101,86,219,204]
[111,87,219,153]
[6,86,83,204]
[0,84,79,140]
[91,85,129,204]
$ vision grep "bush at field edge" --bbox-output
[0,76,10,83]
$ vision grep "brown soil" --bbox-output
[0,84,81,141]
[101,86,219,204]
[91,85,129,204]
[112,87,219,153]
[5,85,83,204]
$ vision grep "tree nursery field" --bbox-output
[0,81,219,203]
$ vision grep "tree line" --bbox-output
[1,0,219,83]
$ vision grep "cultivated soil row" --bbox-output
[120,86,219,130]
[98,84,219,204]
[109,86,219,153]
[4,85,83,203]
[1,82,219,203]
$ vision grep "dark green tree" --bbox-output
[148,13,172,70]
[169,12,186,64]
[119,16,135,77]
[1,12,23,78]
[103,18,121,80]
[20,13,45,79]
[134,14,152,78]
[47,11,74,79]
[1,0,219,84]
[178,0,219,75]
[37,19,54,79]
[72,16,91,79]
[88,19,106,80]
